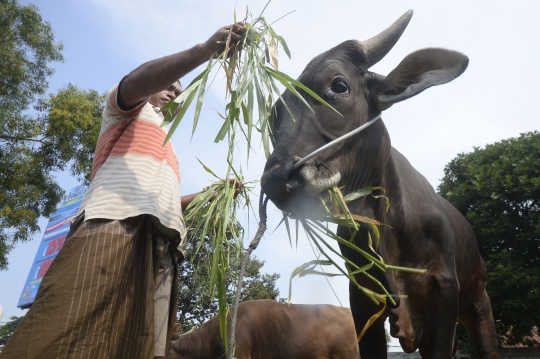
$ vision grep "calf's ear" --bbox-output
[376,48,468,110]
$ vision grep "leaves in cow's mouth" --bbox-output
[160,4,341,352]
[282,185,427,342]
[284,186,426,310]
[288,260,343,305]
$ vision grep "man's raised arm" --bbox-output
[117,22,245,110]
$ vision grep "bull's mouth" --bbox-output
[261,157,341,216]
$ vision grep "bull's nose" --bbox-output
[286,178,300,192]
[261,157,296,204]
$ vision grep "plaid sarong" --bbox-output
[1,214,179,359]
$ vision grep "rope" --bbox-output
[292,112,382,170]
[227,189,269,359]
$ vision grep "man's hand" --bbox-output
[228,178,244,197]
[118,23,246,111]
[181,178,244,212]
[203,22,246,58]
[205,178,244,199]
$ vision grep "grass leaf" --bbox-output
[163,87,198,145]
[343,186,382,202]
[192,56,214,137]
[265,66,342,116]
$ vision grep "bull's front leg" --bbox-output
[349,281,388,359]
[420,273,460,359]
[338,225,391,359]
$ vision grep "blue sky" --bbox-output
[1,0,539,351]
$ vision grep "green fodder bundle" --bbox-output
[160,8,338,155]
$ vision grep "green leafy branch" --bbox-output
[160,10,339,159]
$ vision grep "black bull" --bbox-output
[261,10,498,359]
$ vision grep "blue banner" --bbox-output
[17,184,88,309]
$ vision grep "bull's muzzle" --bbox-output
[261,155,341,213]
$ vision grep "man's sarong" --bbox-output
[1,214,179,359]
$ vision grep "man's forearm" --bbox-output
[181,192,199,212]
[118,44,213,109]
[117,23,245,110]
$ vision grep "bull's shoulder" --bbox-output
[236,300,294,327]
[437,196,481,252]
[386,148,448,226]
[389,148,475,238]
[386,149,467,250]
[389,147,439,201]
[286,303,355,329]
[386,149,483,265]
[282,304,356,345]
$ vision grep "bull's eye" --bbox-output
[331,79,349,94]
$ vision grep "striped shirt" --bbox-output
[78,85,186,241]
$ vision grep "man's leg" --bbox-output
[0,216,155,359]
[153,235,173,359]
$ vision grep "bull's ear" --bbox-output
[376,48,468,109]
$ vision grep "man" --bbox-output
[1,23,246,359]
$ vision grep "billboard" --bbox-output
[17,184,88,309]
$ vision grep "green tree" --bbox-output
[438,131,540,347]
[0,315,23,349]
[0,0,64,117]
[178,226,285,333]
[0,1,105,270]
[0,82,104,270]
[0,0,62,270]
[34,84,104,182]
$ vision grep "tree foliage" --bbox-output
[0,0,62,269]
[0,315,23,349]
[438,131,540,346]
[1,51,104,271]
[34,84,104,182]
[0,0,64,116]
[0,83,103,270]
[177,225,285,333]
[0,1,105,270]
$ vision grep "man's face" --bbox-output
[149,81,182,110]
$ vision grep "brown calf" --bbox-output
[166,299,359,359]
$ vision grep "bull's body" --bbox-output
[261,10,498,359]
[166,300,359,359]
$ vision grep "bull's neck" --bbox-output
[344,120,406,242]
[341,135,404,298]
[345,120,394,208]
[347,148,404,224]
[380,150,406,226]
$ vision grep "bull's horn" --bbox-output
[361,9,414,68]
